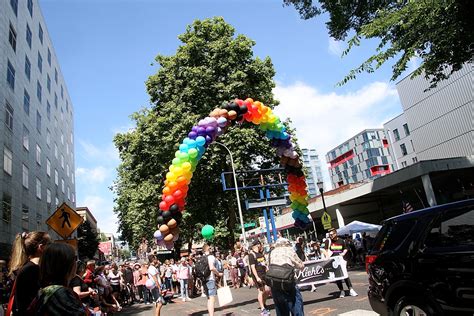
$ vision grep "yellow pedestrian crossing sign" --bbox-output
[46,203,83,239]
[322,212,332,230]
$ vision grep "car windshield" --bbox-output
[372,218,416,253]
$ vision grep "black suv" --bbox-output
[367,199,474,315]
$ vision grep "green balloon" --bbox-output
[201,225,214,240]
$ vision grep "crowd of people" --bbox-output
[0,228,374,316]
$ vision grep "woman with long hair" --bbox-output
[30,242,87,315]
[7,231,51,315]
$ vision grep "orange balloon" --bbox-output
[167,219,177,229]
[228,110,237,120]
[170,227,180,235]
[162,186,171,195]
[159,225,170,235]
[164,234,174,242]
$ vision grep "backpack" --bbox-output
[194,255,211,281]
[264,251,295,292]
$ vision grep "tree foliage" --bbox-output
[77,221,99,260]
[113,17,281,250]
[284,0,474,87]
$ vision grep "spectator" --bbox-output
[107,263,122,310]
[267,237,305,316]
[8,231,51,315]
[70,260,100,315]
[202,244,222,316]
[326,228,358,298]
[249,240,269,316]
[170,259,180,296]
[294,237,306,261]
[133,263,146,303]
[161,260,173,291]
[30,243,87,315]
[147,255,163,311]
[177,257,190,301]
[83,260,96,288]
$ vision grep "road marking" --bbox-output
[355,272,367,276]
[309,307,337,315]
[355,296,368,302]
[338,310,377,315]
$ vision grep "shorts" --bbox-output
[204,279,217,297]
[252,275,266,291]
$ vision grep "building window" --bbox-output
[10,0,18,15]
[9,23,17,52]
[54,169,58,186]
[61,179,65,193]
[36,178,41,199]
[36,111,41,133]
[60,133,64,145]
[55,197,59,207]
[36,81,42,102]
[2,194,12,223]
[46,158,51,177]
[26,24,32,48]
[23,125,29,151]
[401,161,407,167]
[47,48,51,66]
[46,102,51,120]
[46,129,51,147]
[66,164,69,177]
[67,187,70,200]
[400,143,408,156]
[47,189,51,204]
[61,85,64,99]
[27,0,33,16]
[24,56,31,81]
[36,212,42,230]
[54,68,58,83]
[3,147,13,175]
[54,143,58,159]
[54,93,58,108]
[61,154,64,169]
[412,157,418,163]
[22,164,29,188]
[22,205,29,230]
[403,123,410,136]
[36,144,41,165]
[7,61,15,90]
[47,75,51,93]
[5,102,14,131]
[37,52,42,73]
[393,129,400,141]
[38,24,43,44]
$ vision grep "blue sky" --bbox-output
[40,0,415,235]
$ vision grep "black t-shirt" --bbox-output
[124,267,133,284]
[327,237,347,257]
[14,261,40,315]
[248,251,266,278]
[69,276,90,304]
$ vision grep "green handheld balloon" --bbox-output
[201,225,215,240]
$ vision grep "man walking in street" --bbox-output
[249,240,270,316]
[203,244,222,316]
[326,228,358,298]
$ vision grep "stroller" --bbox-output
[160,284,174,305]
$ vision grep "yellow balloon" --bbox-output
[182,162,192,172]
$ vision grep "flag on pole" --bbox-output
[402,200,414,213]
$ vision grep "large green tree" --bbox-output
[284,0,473,87]
[113,17,280,251]
[77,221,99,260]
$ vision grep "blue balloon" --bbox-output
[179,144,189,152]
[196,136,206,147]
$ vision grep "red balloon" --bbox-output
[159,201,169,211]
[173,190,183,200]
[164,195,175,205]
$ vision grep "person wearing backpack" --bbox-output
[28,243,87,315]
[266,237,304,316]
[326,228,358,298]
[198,244,222,316]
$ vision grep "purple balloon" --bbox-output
[192,126,199,132]
[206,126,216,134]
[197,127,206,136]
[188,131,197,139]
[205,135,213,144]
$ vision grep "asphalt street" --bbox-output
[118,268,378,316]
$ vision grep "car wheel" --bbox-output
[394,296,435,316]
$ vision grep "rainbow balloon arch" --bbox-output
[153,98,311,249]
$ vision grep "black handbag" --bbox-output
[265,251,296,292]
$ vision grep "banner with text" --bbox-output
[296,256,348,287]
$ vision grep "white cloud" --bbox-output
[273,81,401,189]
[407,56,421,74]
[76,166,110,184]
[78,140,119,163]
[328,37,344,57]
[77,195,118,235]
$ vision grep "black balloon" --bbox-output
[162,211,172,220]
[169,204,179,214]
[229,102,240,113]
[157,216,164,225]
[239,104,248,114]
[236,114,244,122]
[173,211,182,221]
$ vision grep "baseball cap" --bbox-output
[251,239,261,247]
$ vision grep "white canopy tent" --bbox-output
[337,220,381,236]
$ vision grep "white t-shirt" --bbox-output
[148,265,159,283]
[207,254,216,281]
[230,257,237,267]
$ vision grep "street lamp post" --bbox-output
[316,181,328,239]
[213,142,247,245]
